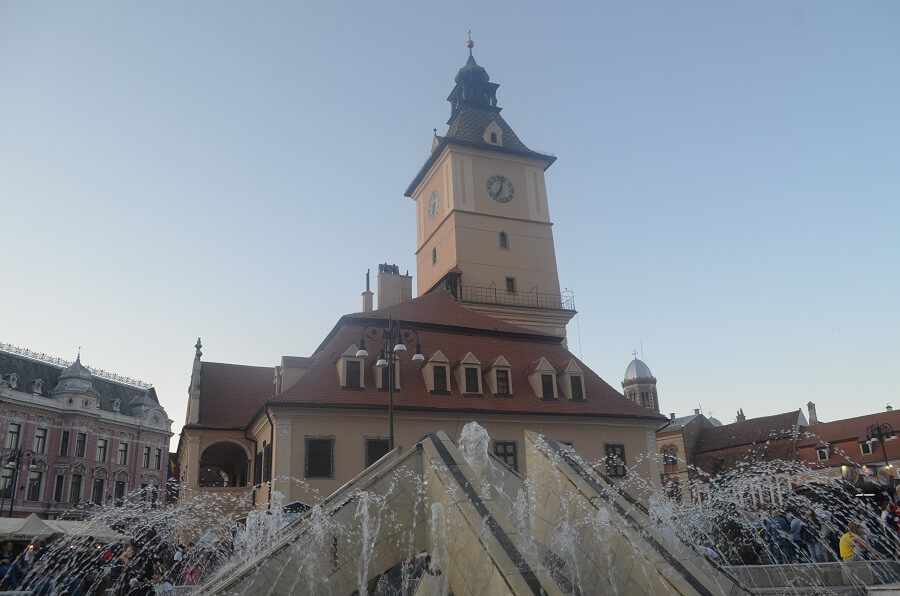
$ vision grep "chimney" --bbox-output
[361,269,374,313]
[887,404,893,412]
[736,408,745,423]
[670,412,676,421]
[377,263,413,309]
[807,401,818,425]
[693,408,700,416]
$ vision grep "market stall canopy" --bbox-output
[0,513,56,540]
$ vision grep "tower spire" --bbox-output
[466,31,474,57]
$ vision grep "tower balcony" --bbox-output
[455,284,575,312]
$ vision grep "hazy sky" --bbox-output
[2,2,898,447]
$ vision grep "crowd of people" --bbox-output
[0,530,225,595]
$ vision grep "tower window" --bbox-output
[505,277,516,294]
[490,132,498,144]
[432,247,436,265]
[499,232,508,250]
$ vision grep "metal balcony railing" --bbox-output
[456,285,575,311]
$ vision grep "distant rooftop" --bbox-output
[0,341,152,389]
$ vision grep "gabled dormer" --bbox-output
[557,359,585,401]
[373,359,399,392]
[454,352,482,395]
[485,355,512,397]
[337,344,365,390]
[527,357,557,400]
[482,121,503,146]
[423,350,451,394]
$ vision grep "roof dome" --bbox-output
[624,358,654,381]
[52,356,95,394]
[455,55,490,85]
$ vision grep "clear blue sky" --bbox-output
[2,2,898,446]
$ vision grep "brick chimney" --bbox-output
[377,263,412,309]
[736,409,746,423]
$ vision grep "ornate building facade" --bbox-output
[0,344,172,518]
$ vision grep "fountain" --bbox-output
[12,423,900,594]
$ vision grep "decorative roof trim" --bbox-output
[0,341,152,389]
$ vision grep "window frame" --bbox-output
[816,447,829,461]
[540,374,555,400]
[604,443,627,478]
[91,478,104,505]
[505,276,516,294]
[75,433,86,458]
[499,231,509,250]
[26,470,42,501]
[6,423,20,449]
[344,360,362,389]
[96,439,108,463]
[432,365,449,393]
[59,430,70,457]
[154,448,162,470]
[143,446,151,468]
[70,473,82,503]
[34,427,48,454]
[53,474,65,503]
[492,440,518,472]
[861,442,873,455]
[305,436,335,479]
[495,369,510,396]
[365,437,391,468]
[570,375,584,401]
[464,367,480,394]
[117,442,129,466]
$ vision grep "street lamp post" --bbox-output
[2,448,36,517]
[356,316,424,450]
[866,421,896,484]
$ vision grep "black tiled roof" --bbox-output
[0,352,160,417]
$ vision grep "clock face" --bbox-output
[486,175,515,203]
[428,191,440,220]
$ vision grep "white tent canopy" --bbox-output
[0,514,124,541]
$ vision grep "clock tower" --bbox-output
[405,38,575,337]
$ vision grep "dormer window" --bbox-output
[482,121,503,146]
[816,447,829,461]
[7,373,16,389]
[337,344,365,389]
[485,356,512,397]
[454,352,482,395]
[540,375,554,399]
[527,357,558,400]
[557,360,585,401]
[32,379,43,394]
[375,361,399,391]
[423,350,450,394]
[861,442,873,455]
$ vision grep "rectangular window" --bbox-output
[0,469,12,499]
[505,277,516,294]
[117,442,129,466]
[345,360,361,389]
[26,471,42,501]
[263,443,272,483]
[75,433,86,457]
[96,439,108,463]
[464,367,479,393]
[70,474,82,503]
[541,374,555,399]
[59,431,70,457]
[861,442,873,455]
[54,475,65,502]
[496,369,510,395]
[114,481,126,507]
[305,437,334,479]
[380,366,389,391]
[92,478,104,505]
[34,428,48,454]
[154,448,162,470]
[605,444,627,478]
[433,366,448,392]
[365,437,391,468]
[6,423,20,449]
[570,376,584,400]
[816,448,829,461]
[253,452,262,486]
[493,441,518,472]
[143,446,151,468]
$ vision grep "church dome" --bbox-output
[53,356,95,394]
[455,55,490,84]
[624,358,654,381]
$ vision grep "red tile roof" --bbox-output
[797,410,900,448]
[694,411,802,454]
[272,295,664,420]
[194,361,274,429]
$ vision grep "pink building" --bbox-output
[0,344,172,518]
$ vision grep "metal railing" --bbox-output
[0,341,152,389]
[456,285,575,311]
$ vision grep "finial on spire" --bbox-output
[466,30,474,56]
[195,337,202,359]
[77,346,82,362]
[631,349,639,360]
